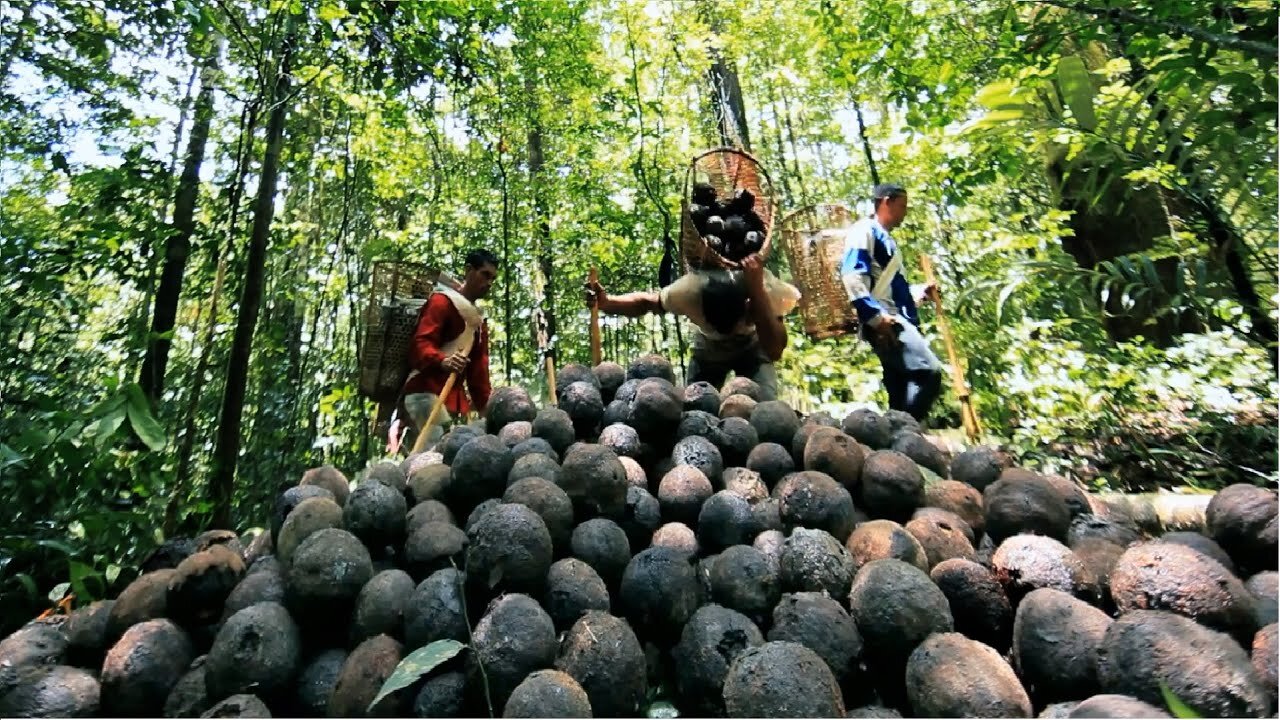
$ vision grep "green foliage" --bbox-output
[1056,56,1098,131]
[369,639,466,712]
[986,327,1276,488]
[0,380,170,634]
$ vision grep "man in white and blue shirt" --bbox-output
[840,183,944,422]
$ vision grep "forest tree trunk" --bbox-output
[140,39,222,405]
[780,89,807,202]
[497,136,514,382]
[166,97,259,536]
[854,102,881,187]
[697,0,751,151]
[526,79,557,367]
[208,27,295,530]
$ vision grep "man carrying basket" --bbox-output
[584,254,800,400]
[584,149,800,401]
[840,183,945,422]
[396,248,500,449]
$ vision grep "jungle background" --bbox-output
[1,0,1275,633]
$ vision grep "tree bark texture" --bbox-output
[208,27,295,530]
[140,40,222,404]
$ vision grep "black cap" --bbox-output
[872,182,907,200]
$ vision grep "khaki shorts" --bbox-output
[689,332,779,400]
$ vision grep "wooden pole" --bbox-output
[407,323,479,456]
[545,356,557,405]
[919,254,983,441]
[589,267,602,366]
[408,373,459,455]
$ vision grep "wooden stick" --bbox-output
[407,324,480,456]
[545,356,557,405]
[919,254,983,441]
[1089,492,1213,534]
[409,372,459,455]
[589,267,602,366]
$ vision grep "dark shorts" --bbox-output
[688,333,778,400]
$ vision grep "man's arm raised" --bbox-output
[584,278,662,317]
[741,255,787,362]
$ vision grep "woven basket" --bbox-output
[680,148,777,272]
[779,204,860,340]
[358,260,442,402]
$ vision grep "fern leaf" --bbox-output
[1057,55,1098,130]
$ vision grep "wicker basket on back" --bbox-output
[779,204,860,340]
[680,148,778,271]
[358,260,442,402]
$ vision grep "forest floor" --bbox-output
[994,405,1277,495]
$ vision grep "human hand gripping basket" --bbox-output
[679,148,778,272]
[778,204,860,340]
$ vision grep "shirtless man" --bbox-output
[584,254,800,400]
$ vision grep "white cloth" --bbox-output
[433,285,483,356]
[658,268,800,340]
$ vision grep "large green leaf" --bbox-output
[14,573,38,599]
[1057,55,1097,131]
[69,560,99,601]
[124,384,166,451]
[34,539,78,556]
[85,405,128,449]
[47,581,70,603]
[368,639,466,712]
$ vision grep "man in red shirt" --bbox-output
[399,249,499,448]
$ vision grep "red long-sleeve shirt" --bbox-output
[403,293,491,415]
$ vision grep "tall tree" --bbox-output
[139,38,222,404]
[698,1,751,150]
[208,19,297,529]
[525,74,558,369]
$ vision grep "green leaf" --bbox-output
[938,60,954,85]
[48,581,70,603]
[125,384,166,451]
[35,539,77,556]
[995,280,1021,322]
[1160,682,1201,718]
[1057,55,1097,131]
[86,405,128,449]
[15,573,38,599]
[977,108,1029,126]
[368,640,466,712]
[318,2,347,23]
[69,560,97,601]
[975,79,1017,109]
[0,442,24,471]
